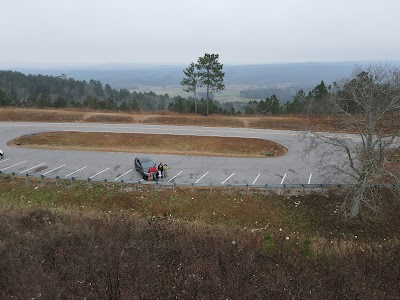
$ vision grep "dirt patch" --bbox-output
[9,131,288,158]
[83,114,134,123]
[141,114,246,128]
[0,108,85,122]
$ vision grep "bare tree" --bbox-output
[307,64,400,219]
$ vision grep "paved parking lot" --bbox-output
[0,121,348,185]
[1,155,320,185]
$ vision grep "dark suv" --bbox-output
[134,155,156,180]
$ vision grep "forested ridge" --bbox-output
[0,70,168,111]
[0,70,240,115]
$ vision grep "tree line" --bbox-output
[1,64,398,120]
[0,70,237,114]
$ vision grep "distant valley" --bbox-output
[9,61,400,103]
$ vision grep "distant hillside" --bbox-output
[10,61,399,91]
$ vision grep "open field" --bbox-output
[131,85,260,102]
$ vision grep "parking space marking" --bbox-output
[1,161,27,171]
[65,166,87,178]
[222,173,235,184]
[89,168,110,179]
[308,173,312,184]
[280,173,287,184]
[195,172,208,184]
[20,162,46,174]
[252,173,261,185]
[42,164,66,176]
[167,171,182,183]
[115,169,133,181]
[0,158,10,163]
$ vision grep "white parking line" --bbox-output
[65,166,87,178]
[195,172,208,184]
[167,171,182,183]
[1,161,27,171]
[222,173,235,184]
[280,173,287,184]
[20,162,46,174]
[115,169,133,181]
[0,158,10,163]
[252,173,261,185]
[42,164,66,176]
[308,173,313,184]
[89,168,110,179]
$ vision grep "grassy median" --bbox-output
[9,131,288,157]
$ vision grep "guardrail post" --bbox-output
[103,178,107,187]
[228,184,231,193]
[25,174,29,185]
[265,184,268,193]
[71,176,75,186]
[191,183,194,192]
[11,172,15,182]
[209,182,212,195]
[173,182,176,192]
[120,179,124,189]
[87,178,91,187]
[40,175,44,186]
[138,180,141,190]
[302,184,305,194]
[55,175,59,186]
[247,183,249,194]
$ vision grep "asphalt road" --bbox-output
[0,121,344,185]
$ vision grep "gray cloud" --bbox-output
[1,0,399,67]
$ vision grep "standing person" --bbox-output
[151,164,158,180]
[158,162,164,178]
[0,148,3,159]
[163,163,168,178]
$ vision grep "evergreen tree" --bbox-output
[196,53,225,116]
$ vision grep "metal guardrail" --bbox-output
[1,170,399,192]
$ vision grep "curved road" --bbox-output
[0,122,342,185]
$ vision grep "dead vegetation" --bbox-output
[0,181,399,299]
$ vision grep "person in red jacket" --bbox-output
[151,164,157,180]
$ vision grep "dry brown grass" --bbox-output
[1,108,400,133]
[4,107,399,132]
[9,131,288,157]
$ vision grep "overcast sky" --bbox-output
[1,0,399,67]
